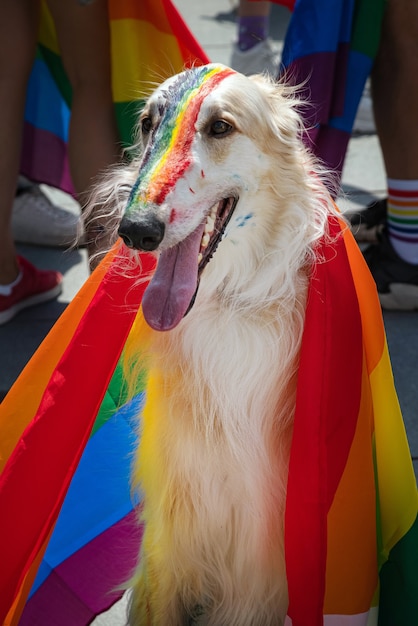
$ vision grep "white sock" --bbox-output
[0,271,22,296]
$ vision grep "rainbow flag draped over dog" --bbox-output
[279,0,386,182]
[0,249,155,625]
[21,0,209,195]
[285,219,418,625]
[1,218,417,624]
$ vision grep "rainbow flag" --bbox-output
[1,216,417,624]
[279,0,386,183]
[284,217,418,625]
[21,0,209,195]
[0,248,156,624]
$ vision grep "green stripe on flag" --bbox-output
[378,513,418,625]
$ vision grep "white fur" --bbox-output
[88,65,340,625]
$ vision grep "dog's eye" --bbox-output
[141,116,153,134]
[209,120,233,137]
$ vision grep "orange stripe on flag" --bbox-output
[110,20,185,102]
[0,247,118,472]
[324,355,378,614]
[342,227,385,374]
[109,0,175,29]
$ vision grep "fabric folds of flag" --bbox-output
[0,248,156,625]
[284,217,418,625]
[3,1,415,621]
[21,0,209,195]
[279,0,386,183]
[0,217,417,623]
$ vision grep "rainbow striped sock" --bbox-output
[387,178,418,264]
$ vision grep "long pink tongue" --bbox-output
[142,223,204,331]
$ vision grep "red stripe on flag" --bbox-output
[285,218,363,625]
[0,250,155,622]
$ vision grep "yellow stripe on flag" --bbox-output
[111,19,185,103]
[370,342,418,551]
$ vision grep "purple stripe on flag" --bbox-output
[20,511,142,624]
[307,124,351,175]
[21,122,75,195]
[284,46,350,126]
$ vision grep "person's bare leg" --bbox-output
[236,0,271,49]
[238,0,271,17]
[231,1,278,75]
[371,0,418,180]
[371,0,418,265]
[47,0,120,267]
[0,0,39,284]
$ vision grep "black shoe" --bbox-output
[348,198,387,243]
[363,228,418,310]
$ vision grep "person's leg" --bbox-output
[0,0,39,284]
[47,0,119,198]
[230,1,279,76]
[363,0,418,309]
[372,0,418,180]
[237,0,271,51]
[372,0,418,264]
[0,0,63,325]
[47,0,120,266]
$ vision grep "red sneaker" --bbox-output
[0,256,63,325]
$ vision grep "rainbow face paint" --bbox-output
[125,65,235,214]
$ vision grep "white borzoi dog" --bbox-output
[89,63,340,625]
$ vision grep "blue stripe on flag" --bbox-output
[24,58,70,142]
[29,393,144,596]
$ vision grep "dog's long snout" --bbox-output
[118,215,165,251]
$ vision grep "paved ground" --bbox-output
[1,2,417,623]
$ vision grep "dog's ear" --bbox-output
[246,73,306,149]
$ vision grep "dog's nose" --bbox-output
[118,215,165,251]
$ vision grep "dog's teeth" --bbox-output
[205,217,214,234]
[198,252,203,263]
[201,232,210,247]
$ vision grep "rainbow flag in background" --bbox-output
[0,217,417,624]
[21,0,209,195]
[279,0,386,184]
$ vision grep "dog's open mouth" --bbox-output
[197,197,238,277]
[142,196,238,332]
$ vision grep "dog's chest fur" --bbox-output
[133,292,305,624]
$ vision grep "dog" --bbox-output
[89,63,340,625]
